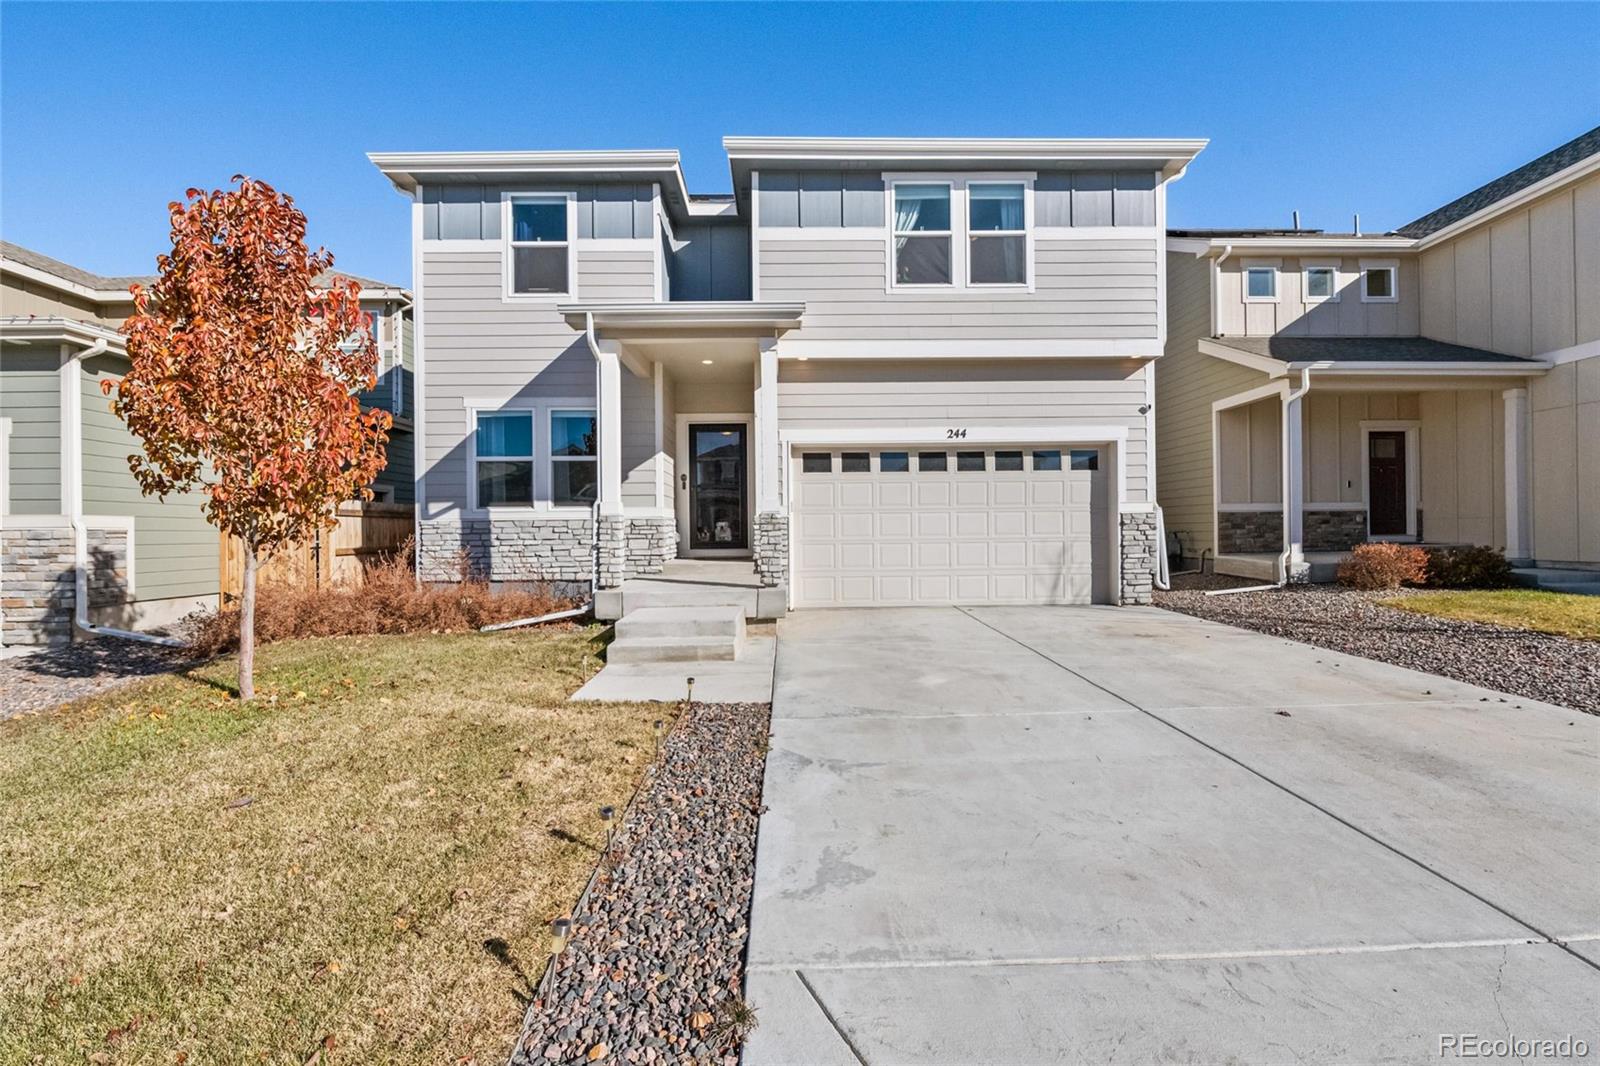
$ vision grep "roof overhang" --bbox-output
[559,301,805,335]
[1194,237,1418,258]
[0,316,127,353]
[1,256,135,303]
[1410,151,1600,249]
[1198,338,1549,377]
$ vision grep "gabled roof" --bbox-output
[1,240,408,302]
[1396,125,1600,238]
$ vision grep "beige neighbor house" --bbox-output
[371,137,1210,620]
[1158,126,1600,586]
[0,242,415,645]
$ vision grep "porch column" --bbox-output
[752,337,788,595]
[1282,391,1306,574]
[595,347,624,516]
[1503,387,1531,563]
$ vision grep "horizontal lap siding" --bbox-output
[1155,251,1270,554]
[759,238,1159,340]
[1,350,62,513]
[778,359,1151,502]
[577,248,656,302]
[81,358,218,603]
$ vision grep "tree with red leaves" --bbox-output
[112,176,391,699]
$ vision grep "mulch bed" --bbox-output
[1155,575,1600,714]
[511,700,773,1066]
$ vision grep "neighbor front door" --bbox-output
[1368,431,1408,537]
[689,423,748,551]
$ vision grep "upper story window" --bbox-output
[505,193,573,298]
[968,183,1026,285]
[1303,263,1339,303]
[888,175,1034,293]
[892,183,953,285]
[1244,264,1278,302]
[475,411,534,507]
[1361,260,1398,303]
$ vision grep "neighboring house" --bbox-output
[371,137,1208,614]
[0,241,414,644]
[1158,127,1599,581]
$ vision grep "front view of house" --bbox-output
[372,138,1204,614]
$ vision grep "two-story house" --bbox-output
[0,241,415,644]
[371,137,1208,616]
[1158,127,1599,584]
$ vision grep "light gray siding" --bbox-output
[777,358,1151,502]
[1,348,62,514]
[1034,171,1157,228]
[621,368,655,509]
[577,247,656,301]
[757,171,885,228]
[758,237,1160,340]
[423,183,654,241]
[81,355,218,603]
[669,223,752,300]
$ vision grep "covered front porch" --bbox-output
[1203,341,1549,582]
[561,302,804,618]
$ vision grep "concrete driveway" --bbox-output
[743,606,1600,1064]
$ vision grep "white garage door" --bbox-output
[792,446,1109,607]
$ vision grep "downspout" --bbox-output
[67,338,186,647]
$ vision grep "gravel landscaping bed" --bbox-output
[512,700,773,1066]
[0,639,198,720]
[1156,575,1600,713]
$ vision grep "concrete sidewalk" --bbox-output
[743,606,1600,1064]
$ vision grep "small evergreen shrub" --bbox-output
[1337,542,1429,590]
[1425,545,1516,589]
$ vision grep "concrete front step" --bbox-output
[1513,567,1600,595]
[607,634,743,664]
[615,605,746,641]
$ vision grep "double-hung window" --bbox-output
[892,183,953,285]
[968,183,1027,285]
[507,194,571,297]
[475,412,534,507]
[549,409,598,507]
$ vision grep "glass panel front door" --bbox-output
[690,423,748,550]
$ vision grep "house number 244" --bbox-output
[945,428,968,439]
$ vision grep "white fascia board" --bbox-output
[723,136,1207,175]
[1197,339,1288,375]
[558,301,805,331]
[1165,237,1211,254]
[776,338,1163,360]
[1198,237,1418,256]
[0,316,127,351]
[368,149,690,202]
[1412,152,1600,249]
[1,259,137,303]
[1294,361,1551,375]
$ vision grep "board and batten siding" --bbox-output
[1215,257,1420,337]
[418,243,659,517]
[81,355,219,604]
[1419,173,1600,357]
[1,348,63,514]
[1529,354,1600,564]
[759,236,1160,342]
[777,358,1152,503]
[1154,250,1270,555]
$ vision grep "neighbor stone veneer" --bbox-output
[2,525,130,645]
[753,512,789,588]
[1217,509,1283,554]
[1304,509,1368,552]
[418,515,678,588]
[1119,511,1156,606]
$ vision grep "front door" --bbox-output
[1368,431,1408,537]
[689,423,748,551]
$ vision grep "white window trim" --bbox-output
[1360,259,1399,303]
[501,190,579,303]
[884,172,1036,295]
[1302,261,1341,304]
[966,180,1031,290]
[1242,260,1279,304]
[548,407,599,510]
[463,396,595,516]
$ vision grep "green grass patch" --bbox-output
[0,624,668,1064]
[1381,589,1600,641]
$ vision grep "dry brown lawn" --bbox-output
[1381,589,1600,641]
[0,624,668,1065]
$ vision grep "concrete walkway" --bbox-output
[744,606,1600,1064]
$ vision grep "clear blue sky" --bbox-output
[3,2,1596,287]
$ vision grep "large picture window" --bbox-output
[508,194,570,296]
[968,183,1026,285]
[549,410,598,507]
[892,183,952,285]
[475,412,534,506]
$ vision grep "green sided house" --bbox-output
[0,241,415,645]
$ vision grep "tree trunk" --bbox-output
[239,547,258,701]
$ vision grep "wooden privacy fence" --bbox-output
[220,502,414,602]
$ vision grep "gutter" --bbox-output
[64,338,186,647]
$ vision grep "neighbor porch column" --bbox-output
[1282,390,1306,576]
[593,345,627,590]
[1503,386,1531,563]
[751,337,789,602]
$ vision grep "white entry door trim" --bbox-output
[676,412,754,558]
